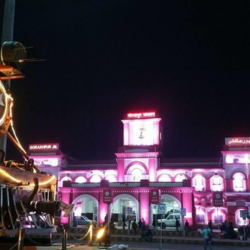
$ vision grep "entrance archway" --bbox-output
[112,194,139,227]
[151,194,181,229]
[70,194,99,226]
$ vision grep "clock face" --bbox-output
[138,128,146,139]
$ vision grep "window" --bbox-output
[210,175,224,191]
[175,174,187,182]
[235,209,249,226]
[131,168,143,182]
[105,175,117,182]
[75,176,86,183]
[192,175,205,191]
[158,174,171,182]
[233,173,246,191]
[90,175,101,183]
[196,208,205,223]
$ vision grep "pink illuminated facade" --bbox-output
[28,113,250,229]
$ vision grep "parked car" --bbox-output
[157,210,181,229]
[73,216,97,227]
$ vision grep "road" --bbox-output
[40,239,249,250]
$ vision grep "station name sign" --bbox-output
[226,137,250,146]
[29,143,59,151]
[127,112,156,119]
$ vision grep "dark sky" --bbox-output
[0,1,250,161]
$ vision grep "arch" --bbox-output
[192,174,206,191]
[210,208,226,224]
[160,194,181,209]
[58,175,72,187]
[175,174,187,182]
[89,175,102,183]
[112,194,139,223]
[75,176,87,183]
[158,174,171,182]
[210,175,224,191]
[124,161,148,175]
[70,194,99,226]
[105,174,117,182]
[235,209,249,226]
[232,172,246,191]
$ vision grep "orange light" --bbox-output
[96,227,105,240]
[0,168,56,186]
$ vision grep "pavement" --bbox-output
[2,227,250,250]
[51,227,250,247]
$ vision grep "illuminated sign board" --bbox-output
[226,137,250,146]
[29,143,59,151]
[127,112,156,119]
[213,192,223,207]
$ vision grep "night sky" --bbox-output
[0,1,249,161]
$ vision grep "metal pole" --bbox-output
[160,214,163,250]
[17,228,24,250]
[0,0,16,153]
[88,222,93,246]
[62,227,67,250]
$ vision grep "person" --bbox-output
[175,217,180,232]
[200,225,212,250]
[132,218,137,235]
[152,218,157,234]
[220,221,228,238]
[142,228,153,242]
[141,218,146,231]
[141,218,146,237]
[104,214,108,225]
[227,222,237,239]
[185,219,190,232]
[138,219,142,229]
[122,214,126,229]
[208,220,213,232]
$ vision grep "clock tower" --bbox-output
[116,111,162,182]
[122,111,161,147]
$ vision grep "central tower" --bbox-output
[116,111,162,182]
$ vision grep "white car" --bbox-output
[73,216,97,227]
[157,211,181,229]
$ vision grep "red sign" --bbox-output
[29,143,59,151]
[127,112,156,119]
[150,189,159,204]
[213,192,223,207]
[103,189,112,204]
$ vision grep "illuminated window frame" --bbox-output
[210,175,224,191]
[233,173,246,191]
[192,174,206,191]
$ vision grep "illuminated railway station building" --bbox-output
[28,112,250,228]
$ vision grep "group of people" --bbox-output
[200,220,239,250]
[220,221,238,239]
[121,216,153,242]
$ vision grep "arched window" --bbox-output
[90,175,101,183]
[212,209,225,224]
[131,168,143,182]
[59,175,72,187]
[196,207,205,224]
[175,174,187,182]
[75,176,86,183]
[192,174,205,191]
[235,209,249,226]
[105,175,117,183]
[158,174,171,182]
[210,175,224,191]
[233,173,246,191]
